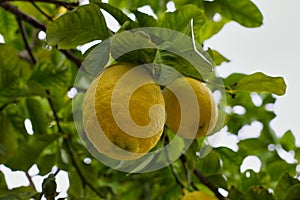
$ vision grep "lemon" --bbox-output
[181,191,218,200]
[82,63,165,160]
[163,77,218,139]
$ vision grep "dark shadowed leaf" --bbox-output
[240,186,274,200]
[6,134,59,171]
[274,172,300,200]
[286,184,300,200]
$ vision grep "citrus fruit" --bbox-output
[181,191,218,200]
[82,63,165,160]
[163,77,218,139]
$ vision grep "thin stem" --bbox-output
[180,154,227,200]
[25,171,37,191]
[30,1,53,21]
[46,90,105,199]
[17,17,37,64]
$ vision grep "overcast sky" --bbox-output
[205,0,300,145]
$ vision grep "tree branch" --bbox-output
[180,154,228,200]
[0,1,46,30]
[17,17,37,64]
[45,90,105,199]
[25,171,37,191]
[0,1,82,67]
[4,0,79,10]
[30,1,53,21]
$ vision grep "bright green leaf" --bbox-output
[95,2,132,26]
[234,72,287,95]
[132,10,157,27]
[207,49,230,66]
[206,0,263,27]
[279,130,296,151]
[47,4,110,49]
[158,4,206,35]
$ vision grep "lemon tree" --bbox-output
[0,1,298,200]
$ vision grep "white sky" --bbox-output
[205,0,300,145]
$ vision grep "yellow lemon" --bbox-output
[181,191,218,200]
[163,77,218,139]
[82,63,165,160]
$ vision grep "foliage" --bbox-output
[0,0,298,200]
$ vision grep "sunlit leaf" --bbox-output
[205,0,263,27]
[279,130,296,151]
[47,4,110,49]
[234,72,287,96]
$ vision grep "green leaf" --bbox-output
[95,2,132,26]
[25,98,48,135]
[286,184,300,200]
[0,186,37,200]
[47,4,110,49]
[207,49,230,66]
[279,130,296,151]
[228,186,244,200]
[0,10,18,46]
[197,150,221,176]
[30,60,72,90]
[234,72,287,96]
[110,30,157,64]
[132,10,157,27]
[6,134,59,171]
[158,4,206,35]
[239,170,270,192]
[82,39,111,76]
[37,154,56,176]
[206,0,263,27]
[0,113,19,163]
[274,172,300,200]
[240,186,274,200]
[267,160,297,182]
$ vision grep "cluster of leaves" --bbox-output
[0,0,299,200]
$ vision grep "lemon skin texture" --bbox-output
[163,77,218,139]
[82,63,165,160]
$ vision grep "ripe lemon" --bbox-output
[163,77,218,139]
[82,63,165,160]
[181,191,218,200]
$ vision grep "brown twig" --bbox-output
[25,171,37,191]
[3,0,79,10]
[0,1,82,67]
[46,90,105,199]
[16,17,37,64]
[30,1,53,21]
[180,154,228,200]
